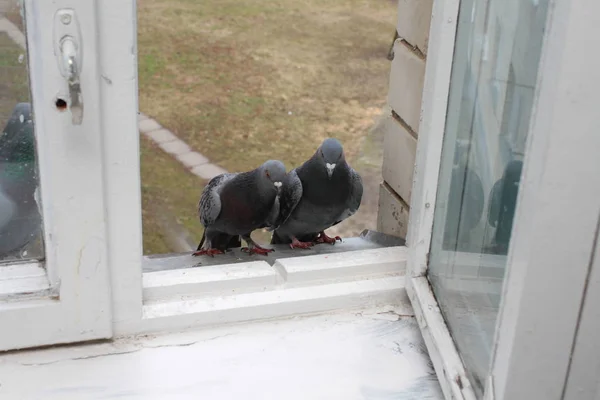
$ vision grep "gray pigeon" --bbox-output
[0,103,41,258]
[194,160,286,257]
[271,138,363,249]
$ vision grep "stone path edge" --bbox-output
[138,112,227,181]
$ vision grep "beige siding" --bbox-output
[378,1,431,239]
[382,114,417,205]
[396,0,433,55]
[377,183,410,239]
[387,41,426,132]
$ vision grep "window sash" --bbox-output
[96,0,412,338]
[0,0,113,351]
[406,0,600,399]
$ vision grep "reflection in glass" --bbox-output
[0,2,43,263]
[428,0,549,394]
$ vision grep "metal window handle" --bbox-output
[60,37,83,125]
[53,9,84,125]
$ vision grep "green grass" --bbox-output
[0,33,29,127]
[137,0,396,171]
[140,137,206,253]
[137,0,396,253]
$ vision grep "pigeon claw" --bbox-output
[241,246,274,256]
[192,248,224,257]
[290,238,314,250]
[315,232,343,245]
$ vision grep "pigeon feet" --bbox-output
[290,237,314,250]
[314,232,342,245]
[241,245,274,256]
[192,248,224,257]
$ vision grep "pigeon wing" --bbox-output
[198,172,237,228]
[332,167,363,226]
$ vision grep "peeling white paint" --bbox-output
[0,309,443,399]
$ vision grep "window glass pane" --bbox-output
[0,2,44,264]
[428,0,549,394]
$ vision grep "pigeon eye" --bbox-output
[266,170,271,178]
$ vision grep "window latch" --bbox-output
[53,9,83,125]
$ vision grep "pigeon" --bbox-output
[0,103,41,258]
[194,159,286,257]
[487,159,523,254]
[271,138,363,249]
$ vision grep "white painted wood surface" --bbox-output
[143,261,279,301]
[489,0,600,397]
[137,276,412,335]
[408,277,477,400]
[0,263,49,300]
[0,0,113,351]
[274,246,407,286]
[0,309,443,400]
[563,218,600,400]
[96,0,145,334]
[117,246,411,335]
[406,0,460,279]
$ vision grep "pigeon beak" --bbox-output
[274,181,282,194]
[326,163,336,179]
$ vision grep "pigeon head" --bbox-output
[259,160,286,193]
[317,138,344,179]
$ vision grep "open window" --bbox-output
[406,0,600,398]
[1,0,409,350]
[2,1,600,399]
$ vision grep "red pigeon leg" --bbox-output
[314,231,342,245]
[289,237,314,249]
[192,248,225,257]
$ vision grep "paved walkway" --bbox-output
[138,113,226,181]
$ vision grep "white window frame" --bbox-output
[406,0,600,399]
[0,0,113,350]
[1,0,410,352]
[65,0,410,339]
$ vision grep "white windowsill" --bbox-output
[1,237,410,339]
[0,262,52,302]
[0,307,443,399]
[123,246,411,335]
